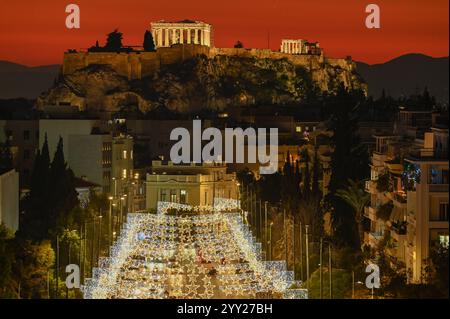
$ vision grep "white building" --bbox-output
[146,161,238,210]
[404,127,449,283]
[0,169,19,232]
[364,125,449,283]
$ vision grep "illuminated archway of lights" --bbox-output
[82,199,307,299]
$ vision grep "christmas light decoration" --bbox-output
[82,200,307,299]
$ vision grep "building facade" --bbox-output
[364,124,449,283]
[150,20,213,48]
[146,161,238,210]
[68,133,113,193]
[2,120,39,185]
[0,169,19,232]
[280,39,321,55]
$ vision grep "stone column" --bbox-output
[152,30,156,47]
[164,28,169,47]
[172,28,176,45]
[187,29,191,44]
[179,28,184,44]
[200,29,204,45]
[194,29,199,44]
[158,29,163,47]
[205,30,210,46]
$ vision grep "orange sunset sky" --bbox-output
[0,0,448,66]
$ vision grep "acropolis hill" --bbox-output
[38,20,367,113]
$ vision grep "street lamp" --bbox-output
[108,196,114,251]
[119,196,125,234]
[97,215,103,264]
[268,222,274,260]
[112,177,117,198]
[305,225,310,293]
[264,201,268,258]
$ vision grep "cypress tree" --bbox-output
[49,137,79,231]
[143,30,156,51]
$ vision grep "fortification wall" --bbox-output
[62,45,353,80]
[63,44,211,79]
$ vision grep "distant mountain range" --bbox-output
[0,61,60,99]
[356,53,449,104]
[0,53,448,105]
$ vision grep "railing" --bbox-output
[147,174,236,183]
[364,206,377,221]
[365,180,377,193]
[147,175,199,183]
[429,184,449,193]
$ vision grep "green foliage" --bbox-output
[376,202,393,221]
[336,179,369,245]
[324,85,370,248]
[391,220,407,235]
[6,239,55,299]
[306,267,352,299]
[105,29,123,51]
[376,171,391,192]
[0,224,15,297]
[234,40,244,48]
[143,30,156,52]
[425,245,449,298]
[21,136,79,240]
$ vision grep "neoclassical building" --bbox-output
[150,20,213,48]
[280,39,322,55]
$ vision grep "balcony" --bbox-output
[147,175,200,183]
[407,211,416,228]
[367,231,383,247]
[365,180,377,194]
[428,184,449,193]
[391,222,407,242]
[364,206,377,221]
[387,191,407,208]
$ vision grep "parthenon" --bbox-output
[150,20,213,48]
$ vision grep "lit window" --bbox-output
[123,150,127,159]
[122,169,127,178]
[296,126,302,133]
[160,189,167,201]
[180,190,187,204]
[440,235,449,248]
[170,190,177,203]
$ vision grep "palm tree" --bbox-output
[336,179,369,247]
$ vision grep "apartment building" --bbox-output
[364,122,449,283]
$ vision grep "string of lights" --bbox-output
[81,199,307,299]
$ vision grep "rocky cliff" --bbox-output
[37,53,367,113]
